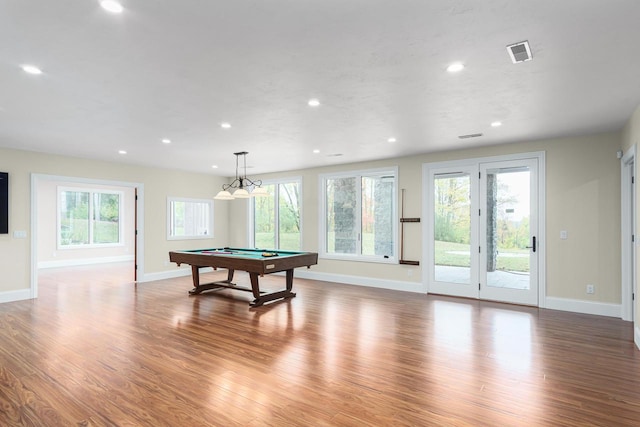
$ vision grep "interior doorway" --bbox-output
[30,174,144,298]
[621,147,636,322]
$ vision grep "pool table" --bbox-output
[169,247,318,306]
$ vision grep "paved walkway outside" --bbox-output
[435,265,530,290]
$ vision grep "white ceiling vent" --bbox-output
[506,41,532,63]
[458,133,483,139]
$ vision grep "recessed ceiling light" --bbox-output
[118,150,127,154]
[446,62,465,73]
[388,137,397,143]
[308,98,320,107]
[221,122,231,129]
[100,1,124,13]
[21,65,42,75]
[211,165,218,169]
[491,121,502,127]
[161,138,171,144]
[313,149,320,154]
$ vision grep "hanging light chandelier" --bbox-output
[214,151,269,200]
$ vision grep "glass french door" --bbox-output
[429,168,479,298]
[478,159,538,305]
[427,157,540,305]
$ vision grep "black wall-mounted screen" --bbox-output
[0,172,8,234]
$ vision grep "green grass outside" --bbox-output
[61,219,119,245]
[255,232,301,251]
[256,233,528,272]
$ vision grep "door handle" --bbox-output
[526,236,536,253]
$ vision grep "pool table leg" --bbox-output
[249,269,297,307]
[188,266,237,295]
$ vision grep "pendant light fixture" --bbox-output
[214,151,269,200]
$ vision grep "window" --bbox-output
[320,168,397,262]
[251,178,301,250]
[167,197,213,240]
[58,187,123,247]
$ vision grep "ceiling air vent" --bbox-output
[506,40,532,63]
[458,133,483,139]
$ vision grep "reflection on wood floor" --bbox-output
[1,262,639,425]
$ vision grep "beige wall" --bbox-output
[0,130,625,311]
[230,132,622,304]
[0,147,229,295]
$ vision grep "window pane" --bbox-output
[254,184,276,249]
[60,191,90,245]
[362,175,394,257]
[326,177,357,254]
[486,168,531,290]
[93,193,120,244]
[168,198,213,239]
[434,174,471,284]
[279,182,301,251]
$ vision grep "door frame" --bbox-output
[478,158,539,306]
[621,145,636,322]
[422,151,546,307]
[30,174,144,298]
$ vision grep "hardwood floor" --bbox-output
[1,263,640,426]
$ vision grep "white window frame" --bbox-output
[57,186,124,249]
[319,167,398,263]
[167,197,214,240]
[249,177,303,250]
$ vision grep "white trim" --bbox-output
[318,166,399,263]
[545,296,621,318]
[0,288,32,304]
[635,325,640,350]
[166,196,214,240]
[538,153,547,308]
[621,145,636,321]
[139,266,214,283]
[57,186,125,248]
[249,176,303,250]
[294,270,423,293]
[38,255,134,269]
[422,151,546,306]
[31,174,145,301]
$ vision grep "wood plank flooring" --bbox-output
[1,263,640,426]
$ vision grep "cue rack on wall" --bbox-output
[399,188,420,265]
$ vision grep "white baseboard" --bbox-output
[545,296,621,318]
[139,267,214,283]
[38,255,134,269]
[138,269,625,321]
[0,288,33,304]
[635,325,640,351]
[295,270,425,293]
[140,268,423,293]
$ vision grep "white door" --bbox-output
[479,159,538,305]
[426,155,541,305]
[428,167,479,299]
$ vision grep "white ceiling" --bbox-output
[1,1,640,177]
